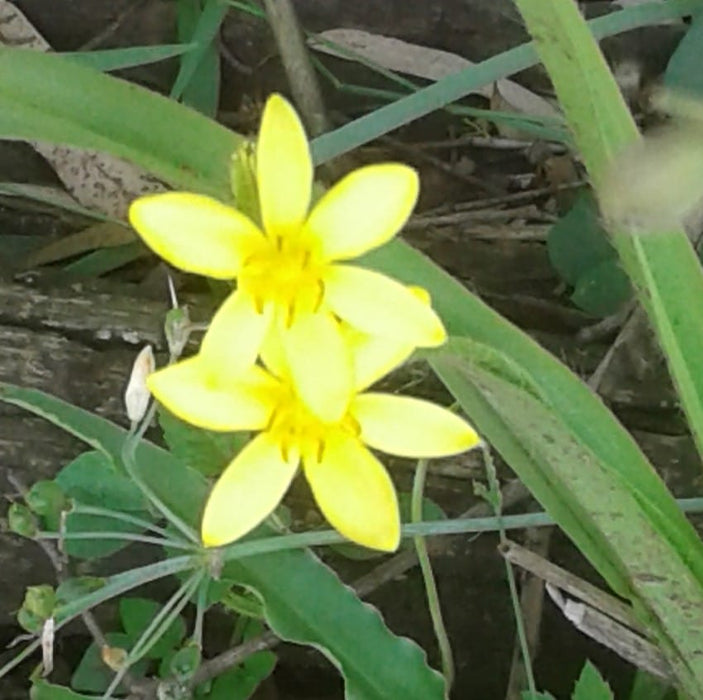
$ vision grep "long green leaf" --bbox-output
[513,0,703,468]
[62,44,196,72]
[0,48,240,201]
[431,337,703,695]
[0,383,444,699]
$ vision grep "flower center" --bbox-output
[240,235,324,322]
[268,389,359,463]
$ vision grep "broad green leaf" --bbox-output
[572,661,613,700]
[72,632,148,693]
[0,48,240,201]
[57,242,148,281]
[119,597,186,660]
[158,407,248,477]
[664,11,703,95]
[31,680,100,699]
[0,383,445,699]
[54,451,150,559]
[63,44,196,72]
[430,336,703,696]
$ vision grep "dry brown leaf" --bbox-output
[24,222,137,268]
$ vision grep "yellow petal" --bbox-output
[200,290,273,377]
[305,164,419,261]
[281,311,353,422]
[257,94,312,237]
[303,431,399,551]
[147,356,277,432]
[201,433,299,547]
[129,192,264,279]
[347,329,415,392]
[324,265,446,347]
[352,393,481,457]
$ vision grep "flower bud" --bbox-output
[26,480,68,518]
[169,641,201,682]
[23,585,56,620]
[125,345,155,423]
[7,502,38,538]
[17,607,43,634]
[230,139,260,223]
[101,644,128,671]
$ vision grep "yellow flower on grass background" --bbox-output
[129,94,446,423]
[147,328,481,552]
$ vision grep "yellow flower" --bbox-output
[128,94,445,423]
[147,328,481,552]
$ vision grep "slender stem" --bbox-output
[412,458,454,689]
[70,503,187,541]
[193,576,210,648]
[121,401,199,544]
[481,446,537,697]
[37,531,199,551]
[102,570,203,698]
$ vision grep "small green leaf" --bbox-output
[119,597,186,660]
[572,660,614,700]
[159,408,248,477]
[205,650,276,700]
[570,257,631,317]
[71,632,148,693]
[169,641,202,682]
[26,480,68,518]
[54,451,151,559]
[547,192,615,287]
[31,679,101,699]
[23,585,56,619]
[628,670,673,700]
[7,502,38,537]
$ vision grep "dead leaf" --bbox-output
[25,222,136,268]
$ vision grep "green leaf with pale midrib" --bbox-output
[0,48,240,202]
[0,383,444,700]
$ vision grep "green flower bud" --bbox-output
[229,139,260,224]
[169,641,201,682]
[23,585,56,619]
[17,607,43,634]
[7,503,38,538]
[26,480,68,518]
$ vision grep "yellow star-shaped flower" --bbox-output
[147,326,480,552]
[128,94,446,423]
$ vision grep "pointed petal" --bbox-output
[325,265,446,347]
[201,291,272,377]
[129,192,264,279]
[306,164,418,261]
[257,94,312,237]
[147,356,277,432]
[304,431,399,551]
[281,311,352,422]
[352,393,481,457]
[347,329,415,392]
[201,433,299,547]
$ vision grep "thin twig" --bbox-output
[261,0,329,137]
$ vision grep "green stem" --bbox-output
[481,446,537,697]
[37,531,199,551]
[412,458,454,689]
[70,503,187,542]
[121,401,199,544]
